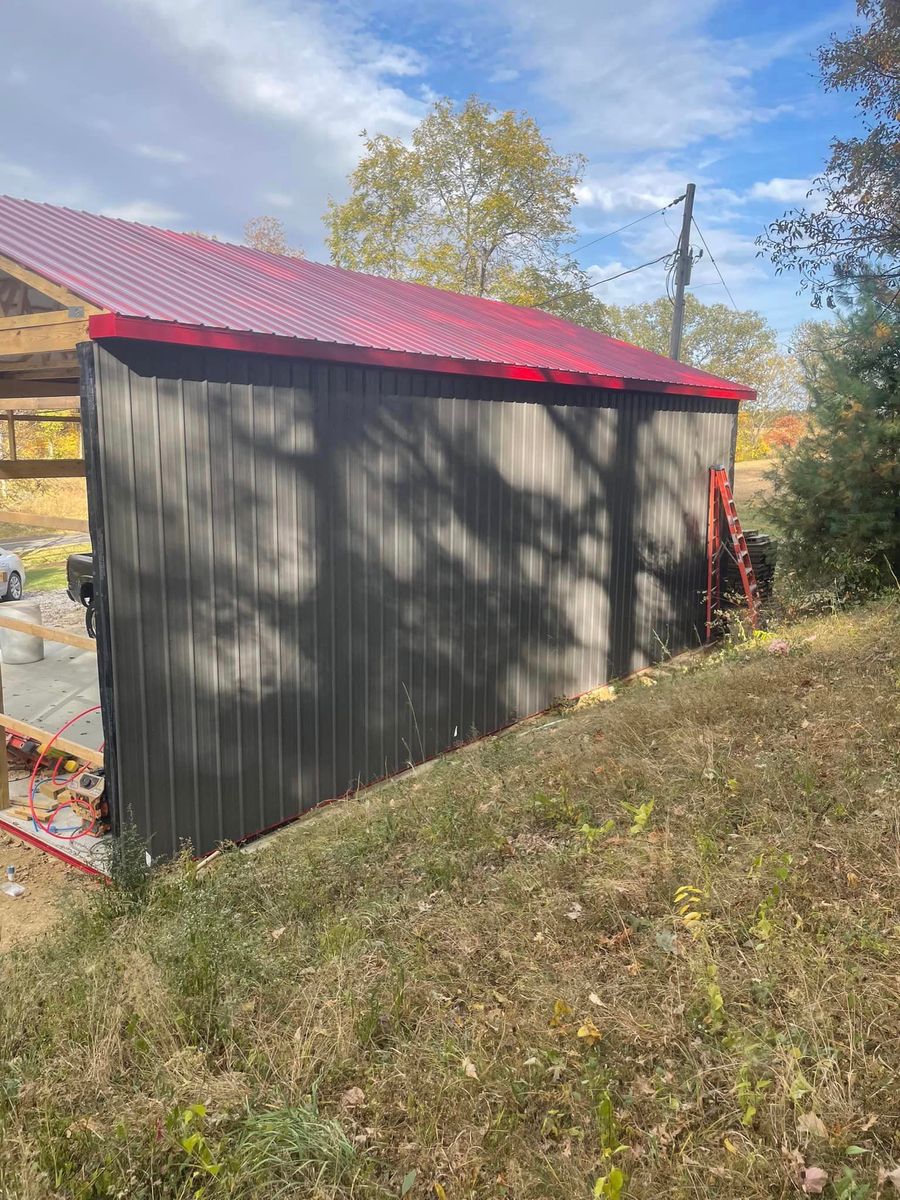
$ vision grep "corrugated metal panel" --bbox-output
[0,195,753,398]
[88,342,736,858]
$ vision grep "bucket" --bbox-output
[0,600,45,664]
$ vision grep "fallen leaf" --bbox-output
[724,1137,738,1154]
[462,1057,479,1080]
[342,1087,366,1109]
[589,992,602,1006]
[797,1112,828,1140]
[879,1166,900,1190]
[801,1166,828,1194]
[270,926,286,940]
[597,928,632,950]
[401,1170,417,1197]
[566,902,584,921]
[576,1020,603,1046]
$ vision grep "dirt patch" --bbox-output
[0,831,90,952]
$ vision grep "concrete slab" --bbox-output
[1,641,101,748]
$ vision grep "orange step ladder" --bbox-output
[705,465,761,641]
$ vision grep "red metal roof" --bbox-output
[0,195,753,401]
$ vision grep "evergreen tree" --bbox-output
[764,292,900,593]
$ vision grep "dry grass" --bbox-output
[0,598,898,1199]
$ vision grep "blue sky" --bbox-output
[4,0,858,341]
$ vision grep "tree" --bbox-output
[243,215,303,258]
[763,291,900,591]
[759,1,900,305]
[325,96,589,306]
[608,295,778,385]
[607,295,808,459]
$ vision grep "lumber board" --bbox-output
[0,251,102,314]
[11,414,81,422]
[0,318,89,356]
[0,459,85,479]
[0,397,80,411]
[0,612,95,651]
[0,713,102,767]
[0,510,89,533]
[0,309,87,330]
[0,380,80,398]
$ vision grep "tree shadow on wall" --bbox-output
[94,344,732,856]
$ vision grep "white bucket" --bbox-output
[0,600,45,664]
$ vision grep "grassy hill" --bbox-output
[1,598,898,1199]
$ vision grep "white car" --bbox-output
[0,550,25,601]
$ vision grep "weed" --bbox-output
[532,788,587,829]
[94,814,152,918]
[623,798,655,835]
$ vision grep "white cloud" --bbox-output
[134,143,189,165]
[749,177,813,202]
[124,0,426,155]
[263,192,294,209]
[101,200,183,223]
[495,0,759,154]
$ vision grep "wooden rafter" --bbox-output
[0,251,102,315]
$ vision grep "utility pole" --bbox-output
[668,182,696,361]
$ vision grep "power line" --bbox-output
[691,217,739,312]
[540,252,673,307]
[572,194,685,255]
[585,253,672,290]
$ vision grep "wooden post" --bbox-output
[5,413,16,461]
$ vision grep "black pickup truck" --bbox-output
[66,552,96,638]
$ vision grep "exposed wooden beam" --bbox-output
[0,612,96,653]
[0,367,80,380]
[0,509,89,533]
[0,397,80,411]
[0,713,102,767]
[0,380,79,398]
[0,318,89,357]
[0,251,102,314]
[10,413,81,422]
[0,309,89,330]
[0,459,85,480]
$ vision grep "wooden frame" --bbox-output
[0,380,80,398]
[0,250,102,315]
[0,509,89,533]
[0,397,81,410]
[0,459,85,479]
[0,256,94,478]
[0,611,96,653]
[0,316,91,357]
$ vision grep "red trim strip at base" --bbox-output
[88,314,752,403]
[0,816,105,877]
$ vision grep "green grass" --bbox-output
[19,541,90,593]
[0,598,898,1199]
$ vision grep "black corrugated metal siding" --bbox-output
[87,341,736,857]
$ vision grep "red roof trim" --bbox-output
[88,314,750,402]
